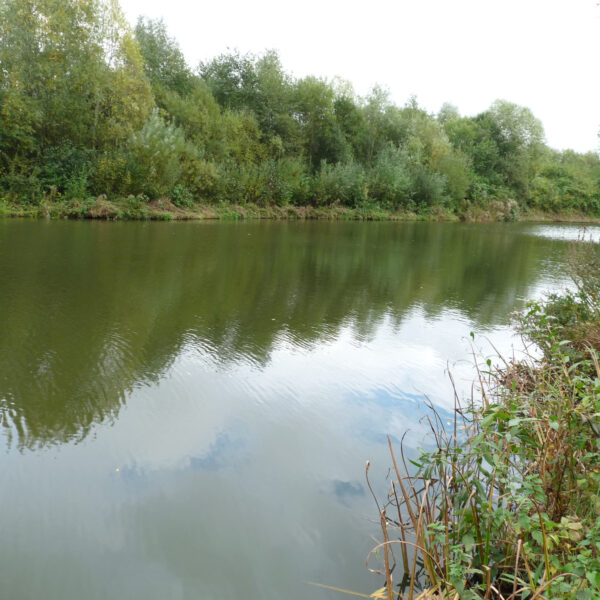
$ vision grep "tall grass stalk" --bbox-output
[367,240,600,600]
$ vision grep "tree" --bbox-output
[253,50,301,155]
[199,50,259,111]
[476,100,545,193]
[437,102,460,124]
[0,0,152,153]
[292,76,351,168]
[134,17,192,96]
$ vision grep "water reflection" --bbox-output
[0,221,570,449]
[530,223,600,242]
[0,220,580,600]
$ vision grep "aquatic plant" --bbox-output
[367,240,600,599]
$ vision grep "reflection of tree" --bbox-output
[0,221,564,449]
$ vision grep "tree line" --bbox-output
[1,0,599,215]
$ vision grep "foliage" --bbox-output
[170,184,194,208]
[0,0,152,152]
[369,241,600,599]
[0,0,598,214]
[134,17,192,95]
[367,145,412,208]
[410,164,447,207]
[214,157,308,207]
[311,160,368,207]
[126,110,187,198]
[39,144,95,200]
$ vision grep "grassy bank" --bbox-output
[3,196,600,224]
[368,241,600,599]
[4,4,600,234]
[0,196,429,222]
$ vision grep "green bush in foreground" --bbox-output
[371,241,600,599]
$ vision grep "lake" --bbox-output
[0,220,590,599]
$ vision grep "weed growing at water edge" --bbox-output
[366,240,600,600]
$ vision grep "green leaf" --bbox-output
[586,571,600,589]
[531,530,543,546]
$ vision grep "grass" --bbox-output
[0,195,422,221]
[364,239,600,599]
[3,195,600,223]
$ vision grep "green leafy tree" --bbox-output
[0,0,597,214]
[292,76,351,168]
[156,80,222,154]
[134,17,192,96]
[253,50,301,156]
[437,102,460,124]
[126,110,187,197]
[479,99,545,193]
[0,0,152,152]
[199,51,259,111]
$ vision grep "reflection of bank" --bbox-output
[0,220,567,448]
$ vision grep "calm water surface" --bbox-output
[0,220,592,600]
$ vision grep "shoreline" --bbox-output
[3,197,600,224]
[375,242,600,598]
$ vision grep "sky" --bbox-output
[119,0,600,153]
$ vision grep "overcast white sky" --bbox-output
[119,0,600,153]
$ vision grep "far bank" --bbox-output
[3,196,600,224]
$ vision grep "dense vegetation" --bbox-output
[372,241,600,599]
[1,0,599,219]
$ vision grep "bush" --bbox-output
[0,168,42,204]
[310,160,368,207]
[171,184,194,208]
[528,168,600,215]
[438,150,472,202]
[180,155,219,201]
[39,143,95,199]
[214,158,309,207]
[126,110,187,198]
[92,152,129,197]
[368,145,411,208]
[259,157,309,207]
[409,164,447,207]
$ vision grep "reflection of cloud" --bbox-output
[528,224,600,243]
[351,388,427,410]
[332,480,365,506]
[0,221,584,599]
[189,432,245,471]
[233,310,495,412]
[342,387,457,458]
[1,220,572,451]
[102,307,511,476]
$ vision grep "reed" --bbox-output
[367,240,600,600]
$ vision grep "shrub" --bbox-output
[0,169,42,204]
[310,160,368,207]
[171,184,194,208]
[39,143,95,199]
[368,144,411,208]
[438,150,472,203]
[214,158,309,207]
[409,164,446,207]
[126,110,187,198]
[93,152,129,197]
[180,155,219,201]
[258,157,309,207]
